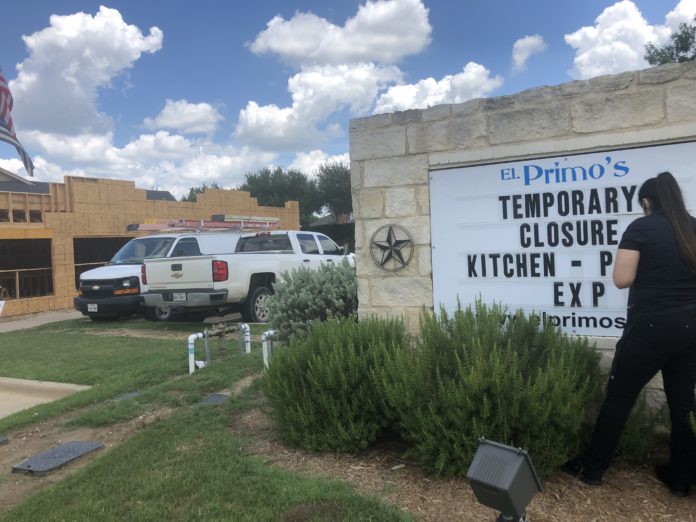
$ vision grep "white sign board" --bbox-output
[0,301,4,315]
[429,141,696,337]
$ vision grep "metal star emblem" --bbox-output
[369,224,414,271]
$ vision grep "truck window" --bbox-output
[172,238,201,257]
[317,234,342,255]
[235,234,292,252]
[110,237,176,264]
[297,234,320,254]
[197,234,240,254]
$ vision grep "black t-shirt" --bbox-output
[619,210,696,313]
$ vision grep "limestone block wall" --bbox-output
[350,61,696,375]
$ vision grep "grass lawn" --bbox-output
[0,318,411,521]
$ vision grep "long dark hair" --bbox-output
[639,171,696,271]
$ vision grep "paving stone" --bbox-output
[197,393,229,406]
[12,441,104,475]
[114,391,140,402]
[0,435,8,446]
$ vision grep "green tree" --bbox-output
[181,182,220,202]
[238,167,322,227]
[316,162,352,221]
[645,16,696,65]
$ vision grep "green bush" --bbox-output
[261,317,408,452]
[378,301,602,478]
[266,259,357,342]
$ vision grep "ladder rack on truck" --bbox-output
[127,215,280,233]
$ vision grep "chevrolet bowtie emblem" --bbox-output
[171,272,183,278]
[91,285,100,290]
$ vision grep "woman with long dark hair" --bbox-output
[563,171,696,496]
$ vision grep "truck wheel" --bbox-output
[242,286,271,323]
[145,306,173,322]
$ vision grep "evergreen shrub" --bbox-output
[378,301,602,478]
[261,317,408,452]
[266,259,357,343]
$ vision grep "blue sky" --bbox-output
[1,0,693,198]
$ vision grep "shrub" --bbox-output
[378,301,602,478]
[261,317,408,452]
[266,259,357,342]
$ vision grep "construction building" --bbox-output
[0,167,299,318]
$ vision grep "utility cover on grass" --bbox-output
[12,441,104,475]
[197,393,229,406]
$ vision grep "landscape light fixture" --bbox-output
[466,438,542,522]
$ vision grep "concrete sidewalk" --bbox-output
[0,377,90,418]
[0,310,84,333]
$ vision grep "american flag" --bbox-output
[0,67,33,177]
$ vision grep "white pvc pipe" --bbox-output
[240,323,251,354]
[188,332,203,374]
[261,330,276,368]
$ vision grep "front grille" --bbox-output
[81,279,116,299]
[82,279,115,287]
[80,278,140,299]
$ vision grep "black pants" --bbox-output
[585,309,696,481]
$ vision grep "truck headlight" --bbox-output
[114,277,140,295]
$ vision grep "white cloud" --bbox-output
[665,0,696,30]
[13,128,276,198]
[23,131,118,163]
[373,62,503,114]
[564,0,696,80]
[236,63,401,149]
[289,150,350,176]
[512,35,547,72]
[112,138,277,198]
[10,6,162,135]
[249,0,431,65]
[155,147,277,195]
[144,99,224,135]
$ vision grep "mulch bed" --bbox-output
[231,408,696,521]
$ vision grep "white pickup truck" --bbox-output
[74,232,243,321]
[140,230,353,323]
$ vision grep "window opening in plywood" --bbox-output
[0,210,8,222]
[29,210,43,223]
[11,209,26,222]
[0,239,53,299]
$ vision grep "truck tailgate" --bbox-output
[145,256,215,290]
